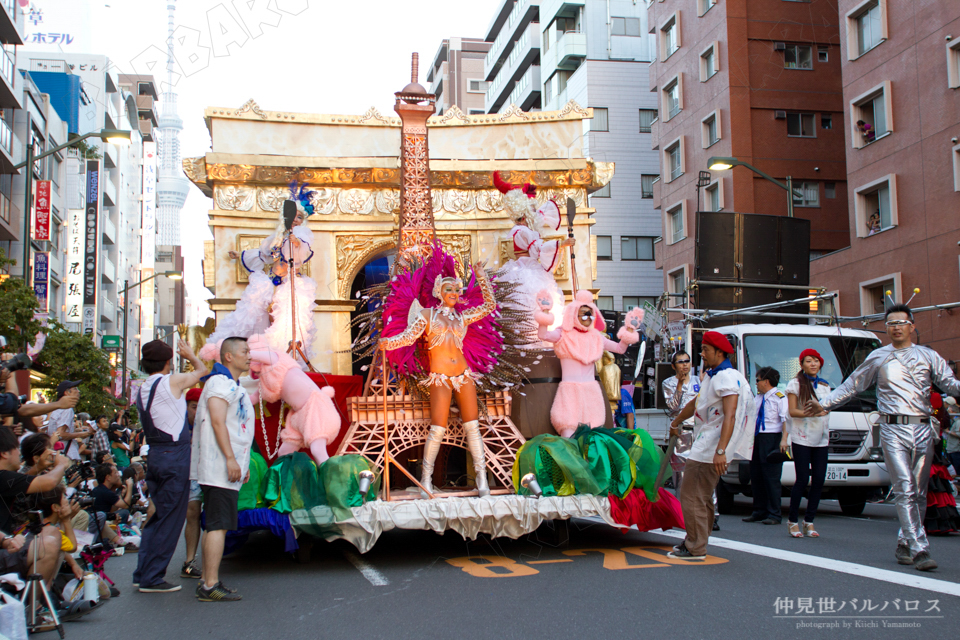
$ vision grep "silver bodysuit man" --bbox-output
[806,305,960,572]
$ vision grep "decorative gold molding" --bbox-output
[236,235,266,284]
[336,235,395,299]
[235,99,268,119]
[203,241,216,289]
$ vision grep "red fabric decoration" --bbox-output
[521,182,537,198]
[799,348,824,367]
[493,171,514,194]
[254,372,363,465]
[608,488,685,532]
[702,331,734,354]
[931,392,943,410]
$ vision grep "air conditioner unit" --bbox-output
[774,110,787,119]
[774,42,786,51]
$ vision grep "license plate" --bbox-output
[825,466,847,482]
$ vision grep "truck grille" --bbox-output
[828,430,866,456]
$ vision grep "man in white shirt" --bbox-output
[744,367,788,525]
[191,337,253,602]
[45,381,89,460]
[668,331,754,560]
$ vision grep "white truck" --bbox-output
[634,323,891,516]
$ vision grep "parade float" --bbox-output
[184,57,682,554]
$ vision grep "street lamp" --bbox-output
[119,270,182,399]
[13,128,133,286]
[706,156,795,218]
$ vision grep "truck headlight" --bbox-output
[868,447,884,462]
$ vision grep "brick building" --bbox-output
[648,0,850,308]
[810,0,960,359]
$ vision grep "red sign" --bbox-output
[33,180,51,241]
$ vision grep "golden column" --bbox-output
[393,53,437,267]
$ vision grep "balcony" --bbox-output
[542,29,585,78]
[103,142,117,169]
[505,65,541,111]
[138,118,154,142]
[102,176,117,207]
[0,116,13,173]
[101,255,116,284]
[486,22,541,112]
[0,49,20,111]
[102,215,116,245]
[0,0,23,46]
[540,0,583,26]
[100,296,115,323]
[483,0,540,81]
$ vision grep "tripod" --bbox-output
[20,524,64,638]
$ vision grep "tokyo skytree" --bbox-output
[156,0,190,245]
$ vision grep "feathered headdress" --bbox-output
[493,171,536,199]
[288,180,316,216]
[432,274,463,300]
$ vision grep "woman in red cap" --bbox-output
[784,348,831,538]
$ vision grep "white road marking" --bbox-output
[650,529,960,598]
[343,550,390,586]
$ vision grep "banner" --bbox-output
[140,141,157,343]
[64,208,84,324]
[83,160,99,334]
[33,180,51,241]
[33,252,49,312]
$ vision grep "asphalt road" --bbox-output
[53,494,959,640]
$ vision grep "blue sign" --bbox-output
[33,252,49,311]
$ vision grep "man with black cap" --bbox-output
[668,330,755,560]
[132,338,208,593]
[45,381,89,461]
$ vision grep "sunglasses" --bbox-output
[885,320,912,327]
[675,359,691,364]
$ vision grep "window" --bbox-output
[698,0,717,16]
[591,107,609,131]
[854,1,883,57]
[467,79,486,93]
[667,202,686,244]
[468,109,485,115]
[612,17,641,36]
[818,46,828,62]
[662,76,682,120]
[953,143,960,192]
[792,181,820,207]
[665,138,684,182]
[669,267,687,303]
[821,114,832,130]
[623,296,655,311]
[854,174,898,237]
[543,27,550,53]
[597,296,614,311]
[593,183,611,198]
[825,182,836,198]
[660,14,680,60]
[621,237,654,261]
[704,181,723,211]
[543,78,553,103]
[850,81,892,147]
[860,275,898,315]
[700,42,718,81]
[641,174,658,198]
[948,37,960,89]
[597,235,613,260]
[784,44,813,69]
[701,111,719,147]
[786,112,816,137]
[639,109,658,133]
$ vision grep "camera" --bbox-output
[67,461,96,482]
[0,337,31,372]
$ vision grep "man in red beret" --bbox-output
[667,330,755,560]
[133,339,209,593]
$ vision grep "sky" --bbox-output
[23,0,503,322]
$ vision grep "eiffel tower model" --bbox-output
[334,55,525,500]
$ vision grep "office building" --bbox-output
[428,38,491,116]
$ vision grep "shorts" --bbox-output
[200,485,239,532]
[0,541,31,577]
[188,480,203,503]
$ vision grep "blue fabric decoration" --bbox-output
[706,359,733,378]
[804,373,828,387]
[200,362,234,382]
[755,393,766,434]
[287,180,316,216]
[216,508,298,555]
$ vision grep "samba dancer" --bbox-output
[213,183,317,362]
[805,304,960,571]
[380,265,497,496]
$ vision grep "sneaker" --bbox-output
[197,581,242,602]
[666,544,706,561]
[895,543,913,565]
[180,561,202,579]
[195,581,238,595]
[139,581,182,593]
[912,551,938,572]
[742,514,764,523]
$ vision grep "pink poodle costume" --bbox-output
[535,290,642,437]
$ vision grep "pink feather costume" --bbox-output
[536,290,642,437]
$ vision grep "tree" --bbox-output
[33,320,119,418]
[0,248,41,350]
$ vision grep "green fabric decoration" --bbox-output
[238,452,268,511]
[316,455,381,521]
[612,427,668,501]
[264,452,323,513]
[572,426,636,499]
[513,434,602,497]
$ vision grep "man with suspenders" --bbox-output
[132,339,208,593]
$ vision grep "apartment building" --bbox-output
[428,38,491,116]
[0,0,25,270]
[648,0,850,309]
[483,0,543,113]
[810,0,960,357]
